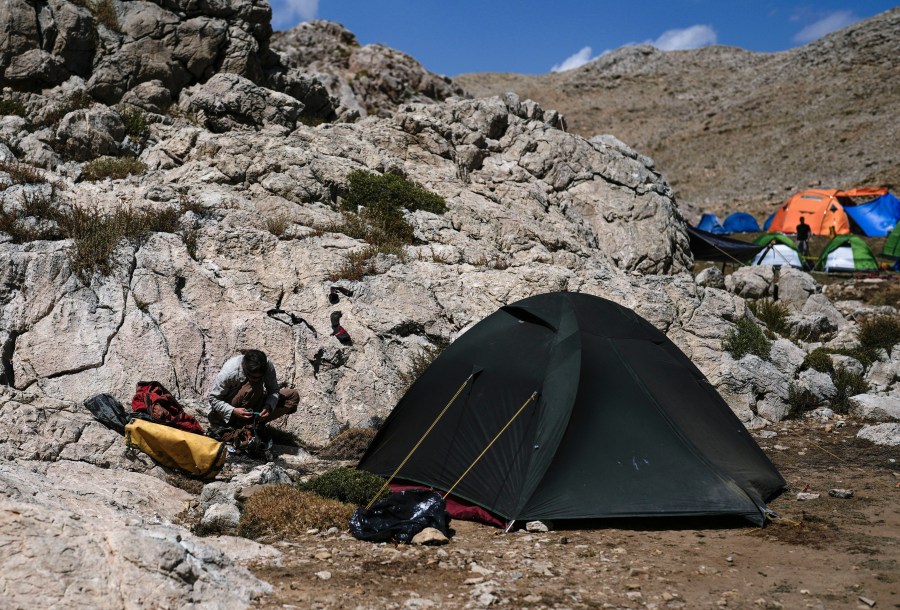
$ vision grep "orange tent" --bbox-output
[767,189,851,236]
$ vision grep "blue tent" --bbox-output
[843,192,900,236]
[723,212,761,233]
[763,211,776,231]
[697,213,727,234]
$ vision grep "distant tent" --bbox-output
[815,235,879,272]
[884,222,900,260]
[696,213,727,234]
[723,212,761,234]
[767,189,851,236]
[750,233,804,269]
[687,225,764,263]
[843,192,900,237]
[358,292,786,526]
[762,211,776,232]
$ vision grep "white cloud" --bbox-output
[792,10,857,44]
[650,25,717,51]
[272,0,319,28]
[551,46,597,72]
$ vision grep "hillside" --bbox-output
[456,8,900,222]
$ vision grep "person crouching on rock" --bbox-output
[207,349,299,429]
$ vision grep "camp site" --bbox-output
[2,2,900,609]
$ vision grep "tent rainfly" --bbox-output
[843,191,900,237]
[696,213,727,234]
[723,212,761,233]
[815,235,880,272]
[359,292,786,526]
[751,233,804,269]
[687,225,764,263]
[884,221,900,260]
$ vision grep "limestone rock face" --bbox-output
[271,20,467,118]
[178,73,302,132]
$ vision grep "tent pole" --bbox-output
[364,373,475,509]
[442,390,538,500]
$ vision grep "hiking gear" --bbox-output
[686,226,764,263]
[750,233,804,269]
[207,414,273,461]
[815,234,880,272]
[125,418,226,478]
[349,489,451,543]
[330,311,342,326]
[131,381,203,434]
[84,393,130,434]
[358,292,786,526]
[329,288,339,304]
[332,326,352,344]
[722,212,761,233]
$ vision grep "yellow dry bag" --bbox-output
[125,418,226,479]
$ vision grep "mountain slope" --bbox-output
[456,8,900,220]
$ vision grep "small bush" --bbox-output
[92,0,120,31]
[0,188,63,243]
[0,161,47,185]
[800,348,834,374]
[298,467,388,507]
[831,367,869,414]
[723,318,771,360]
[328,245,377,282]
[397,341,447,396]
[82,156,147,181]
[857,315,900,356]
[265,213,289,237]
[830,346,876,369]
[0,98,26,117]
[749,298,790,337]
[318,428,378,461]
[786,383,819,417]
[37,91,94,127]
[238,486,354,539]
[121,108,149,139]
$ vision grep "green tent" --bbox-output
[359,292,785,526]
[883,223,900,259]
[816,235,879,272]
[751,233,803,268]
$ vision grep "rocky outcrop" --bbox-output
[271,20,466,119]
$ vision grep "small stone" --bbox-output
[829,488,853,499]
[470,562,494,576]
[525,520,550,532]
[858,596,875,607]
[726,556,733,563]
[626,591,643,600]
[800,590,810,595]
[315,571,332,580]
[314,550,332,560]
[773,445,788,451]
[523,594,541,603]
[759,431,777,439]
[463,577,484,585]
[411,527,449,546]
[796,492,820,501]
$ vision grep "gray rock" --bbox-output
[830,353,864,376]
[828,489,853,499]
[797,369,837,403]
[178,73,302,132]
[412,527,449,545]
[857,423,900,446]
[120,80,173,114]
[55,105,126,161]
[777,267,818,310]
[695,266,725,289]
[849,395,900,421]
[201,502,242,532]
[725,266,773,299]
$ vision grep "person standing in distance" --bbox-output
[796,216,811,260]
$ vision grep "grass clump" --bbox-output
[238,485,354,539]
[318,428,378,461]
[831,367,869,414]
[0,98,26,117]
[327,245,378,282]
[298,467,388,507]
[748,298,790,337]
[786,383,819,417]
[121,108,149,139]
[265,213,289,237]
[0,188,63,242]
[82,156,147,181]
[857,315,900,356]
[800,348,835,375]
[91,0,120,31]
[0,161,47,185]
[723,318,771,361]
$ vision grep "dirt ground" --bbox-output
[248,418,899,610]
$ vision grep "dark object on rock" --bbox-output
[330,311,352,344]
[828,488,854,499]
[84,393,130,434]
[349,490,451,543]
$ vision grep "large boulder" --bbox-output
[177,73,302,132]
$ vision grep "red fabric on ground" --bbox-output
[389,483,506,528]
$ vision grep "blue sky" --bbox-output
[269,1,898,76]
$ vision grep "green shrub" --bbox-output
[82,156,147,181]
[786,383,819,418]
[857,315,900,356]
[121,108,149,139]
[0,98,26,117]
[831,367,869,414]
[238,486,354,539]
[344,169,447,215]
[723,318,771,360]
[748,298,790,337]
[800,348,834,374]
[298,467,388,507]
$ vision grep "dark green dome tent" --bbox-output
[359,292,785,526]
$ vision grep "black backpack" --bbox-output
[84,393,131,435]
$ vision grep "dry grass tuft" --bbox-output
[238,485,354,539]
[82,156,147,181]
[328,245,378,281]
[317,428,377,461]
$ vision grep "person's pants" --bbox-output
[798,240,809,257]
[229,383,299,424]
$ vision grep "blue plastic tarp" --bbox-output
[697,213,727,234]
[723,212,761,233]
[844,193,900,236]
